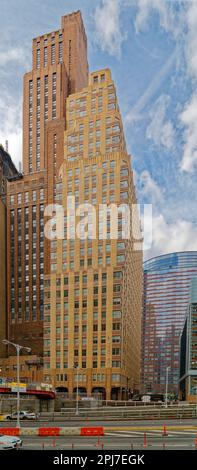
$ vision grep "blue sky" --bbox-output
[0,0,197,259]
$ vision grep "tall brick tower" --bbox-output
[6,12,89,357]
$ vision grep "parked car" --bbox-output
[0,434,22,450]
[5,410,37,420]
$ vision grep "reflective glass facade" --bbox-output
[142,252,197,393]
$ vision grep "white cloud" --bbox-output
[135,0,183,39]
[0,47,28,170]
[185,0,197,79]
[179,2,197,172]
[138,170,164,205]
[125,49,177,124]
[146,94,175,150]
[0,94,22,169]
[180,93,197,171]
[0,47,29,68]
[144,213,197,259]
[134,0,197,173]
[93,0,128,57]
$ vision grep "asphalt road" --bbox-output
[1,420,197,450]
[1,418,197,427]
[17,434,197,450]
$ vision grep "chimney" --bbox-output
[5,140,8,152]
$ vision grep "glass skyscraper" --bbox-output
[142,252,197,394]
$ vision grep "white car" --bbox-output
[6,410,37,420]
[0,434,22,450]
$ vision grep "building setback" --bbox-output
[142,252,197,394]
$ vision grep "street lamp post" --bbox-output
[165,366,170,409]
[2,340,31,428]
[74,363,79,416]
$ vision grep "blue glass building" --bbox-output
[142,252,197,394]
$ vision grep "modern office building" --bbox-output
[142,252,197,394]
[179,278,197,402]
[2,11,142,396]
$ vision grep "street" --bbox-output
[1,419,197,450]
[18,433,197,450]
[0,418,197,427]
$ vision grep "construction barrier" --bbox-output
[59,427,80,436]
[81,427,104,436]
[39,427,60,436]
[21,427,38,436]
[0,426,105,436]
[0,428,20,436]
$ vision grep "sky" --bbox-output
[0,0,197,260]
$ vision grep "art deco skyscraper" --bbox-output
[43,69,143,400]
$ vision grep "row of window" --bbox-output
[36,42,62,68]
[66,164,128,177]
[67,136,121,154]
[51,255,125,271]
[44,271,122,287]
[51,243,125,258]
[44,311,121,323]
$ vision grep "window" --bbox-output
[24,192,29,203]
[36,48,40,68]
[44,47,47,67]
[117,254,125,263]
[113,323,121,331]
[112,374,120,382]
[59,42,63,63]
[114,271,122,279]
[108,102,116,110]
[120,168,129,177]
[17,193,21,204]
[112,336,120,343]
[51,44,55,65]
[112,311,121,319]
[93,76,98,83]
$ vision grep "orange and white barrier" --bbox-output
[0,426,104,436]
